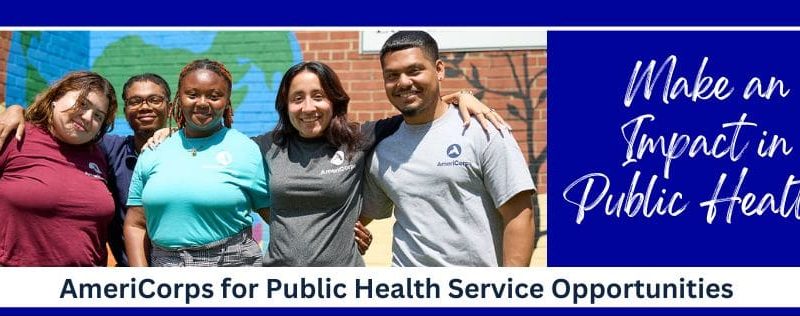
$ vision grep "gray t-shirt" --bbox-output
[362,105,536,267]
[253,117,401,266]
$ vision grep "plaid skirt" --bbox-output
[151,228,262,267]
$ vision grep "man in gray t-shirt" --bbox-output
[361,31,536,266]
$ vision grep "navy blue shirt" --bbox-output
[99,134,138,267]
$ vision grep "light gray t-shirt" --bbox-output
[362,105,536,266]
[253,118,401,266]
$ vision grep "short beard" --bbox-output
[397,98,435,118]
[398,106,424,117]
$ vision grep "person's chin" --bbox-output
[133,126,158,135]
[399,105,423,117]
[62,134,90,145]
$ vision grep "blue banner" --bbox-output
[550,31,800,266]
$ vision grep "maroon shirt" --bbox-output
[0,123,114,266]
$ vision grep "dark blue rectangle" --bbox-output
[2,308,799,316]
[550,31,800,266]
[4,1,800,26]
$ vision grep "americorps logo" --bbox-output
[447,144,462,158]
[85,162,104,179]
[216,151,233,166]
[438,144,471,167]
[321,151,354,175]
[88,162,101,175]
[330,150,345,166]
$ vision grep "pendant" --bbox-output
[191,148,197,157]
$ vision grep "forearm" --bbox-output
[123,207,150,267]
[499,191,536,267]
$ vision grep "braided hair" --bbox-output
[170,59,234,129]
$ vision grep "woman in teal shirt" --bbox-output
[124,59,270,267]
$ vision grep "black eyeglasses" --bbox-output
[125,95,166,108]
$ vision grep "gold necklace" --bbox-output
[184,125,222,157]
[184,135,205,157]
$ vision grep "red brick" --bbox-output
[295,32,330,41]
[533,131,546,142]
[350,81,384,91]
[371,91,389,101]
[350,101,395,112]
[330,51,346,60]
[349,60,380,71]
[337,71,377,81]
[347,91,372,102]
[447,58,491,69]
[330,32,359,40]
[536,108,547,120]
[308,41,351,51]
[348,51,371,60]
[322,61,350,72]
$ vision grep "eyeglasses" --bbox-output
[125,95,166,108]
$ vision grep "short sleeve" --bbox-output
[250,132,270,158]
[480,131,537,208]
[360,155,394,219]
[361,115,403,151]
[126,149,153,207]
[247,153,271,210]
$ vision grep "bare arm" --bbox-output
[124,206,150,267]
[0,105,25,145]
[498,190,535,267]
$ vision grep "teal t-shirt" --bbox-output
[127,127,270,249]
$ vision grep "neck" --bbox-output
[133,131,153,154]
[184,124,223,138]
[403,99,449,125]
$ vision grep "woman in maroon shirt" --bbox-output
[0,71,118,266]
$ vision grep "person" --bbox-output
[361,31,537,267]
[253,61,403,266]
[0,71,118,266]
[0,73,172,266]
[124,59,270,267]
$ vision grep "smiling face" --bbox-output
[51,90,109,145]
[124,81,168,136]
[287,71,333,139]
[179,69,229,138]
[381,47,445,123]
